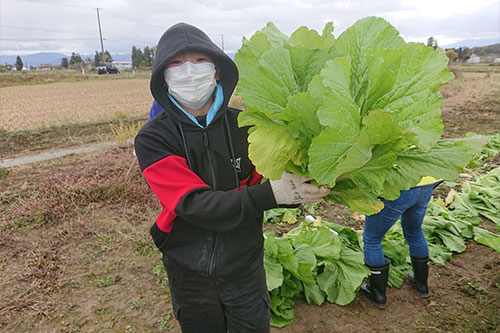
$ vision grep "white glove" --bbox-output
[270,171,330,205]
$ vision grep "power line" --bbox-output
[105,33,156,46]
[104,10,166,30]
[0,24,96,35]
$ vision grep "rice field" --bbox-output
[0,78,153,132]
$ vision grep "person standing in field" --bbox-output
[147,99,162,122]
[360,177,442,309]
[134,23,330,332]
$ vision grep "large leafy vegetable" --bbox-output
[235,17,484,214]
[263,218,369,327]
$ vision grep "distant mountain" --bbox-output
[0,51,237,66]
[442,37,500,49]
[106,54,131,62]
[0,52,131,67]
[0,52,66,67]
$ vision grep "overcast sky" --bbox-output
[1,0,499,56]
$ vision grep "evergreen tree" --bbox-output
[94,51,102,66]
[144,46,153,66]
[15,55,23,71]
[457,47,472,62]
[104,50,113,62]
[131,46,145,68]
[61,57,69,69]
[151,46,156,61]
[426,37,438,50]
[69,52,83,65]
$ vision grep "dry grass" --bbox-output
[228,94,246,110]
[440,72,500,137]
[0,78,153,132]
[0,69,152,88]
[108,121,146,144]
[0,147,178,331]
[0,69,92,88]
[0,78,247,133]
[441,72,500,102]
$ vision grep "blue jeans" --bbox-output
[363,185,434,266]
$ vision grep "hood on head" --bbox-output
[150,23,238,117]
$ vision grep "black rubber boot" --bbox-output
[407,256,429,298]
[360,261,390,309]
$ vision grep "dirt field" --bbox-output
[0,77,152,132]
[0,70,499,332]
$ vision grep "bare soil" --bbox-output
[0,118,146,160]
[0,71,499,332]
[440,72,500,138]
[0,78,152,132]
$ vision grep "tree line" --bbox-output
[11,41,498,72]
[60,46,155,69]
[13,45,154,71]
[444,45,500,63]
[425,36,500,63]
[60,46,156,69]
[59,51,114,69]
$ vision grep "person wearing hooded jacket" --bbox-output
[134,23,330,332]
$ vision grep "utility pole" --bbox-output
[221,34,224,51]
[96,8,105,62]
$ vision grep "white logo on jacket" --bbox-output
[231,157,241,172]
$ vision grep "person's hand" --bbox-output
[270,172,330,205]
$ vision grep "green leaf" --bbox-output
[428,242,453,265]
[239,108,299,180]
[383,136,486,198]
[269,289,295,328]
[294,244,317,285]
[237,48,298,117]
[264,252,284,291]
[236,17,477,218]
[234,34,272,76]
[303,282,325,305]
[287,24,336,92]
[288,223,342,259]
[316,248,369,305]
[473,227,500,253]
[331,16,405,70]
[435,229,467,253]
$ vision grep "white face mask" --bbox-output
[164,62,217,110]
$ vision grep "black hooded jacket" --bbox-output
[134,23,277,277]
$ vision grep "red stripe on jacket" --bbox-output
[236,168,263,190]
[143,155,208,232]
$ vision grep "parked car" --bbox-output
[97,62,119,75]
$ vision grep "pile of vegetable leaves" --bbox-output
[264,216,368,327]
[266,166,500,327]
[235,16,485,215]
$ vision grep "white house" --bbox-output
[113,61,133,70]
[467,54,480,63]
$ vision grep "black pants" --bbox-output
[163,256,270,333]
